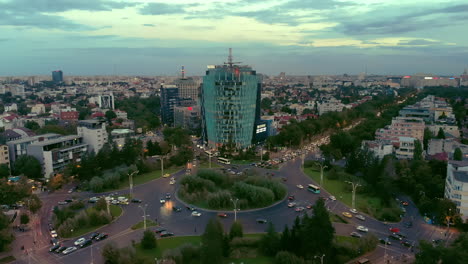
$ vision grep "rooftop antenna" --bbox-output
[181,65,186,79]
[224,48,241,68]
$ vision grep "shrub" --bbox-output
[20,214,30,225]
[89,176,104,192]
[141,230,157,249]
[230,237,259,248]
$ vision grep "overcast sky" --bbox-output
[1,0,467,76]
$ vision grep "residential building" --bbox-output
[445,160,468,221]
[98,93,115,110]
[317,98,344,115]
[174,105,201,132]
[27,135,88,178]
[429,124,460,138]
[111,129,134,149]
[362,140,394,159]
[375,117,425,143]
[4,103,17,112]
[52,70,63,83]
[31,104,46,114]
[160,85,179,126]
[201,49,261,148]
[77,120,108,153]
[60,110,79,121]
[6,133,61,162]
[0,145,10,169]
[395,137,417,159]
[115,110,128,120]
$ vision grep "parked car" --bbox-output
[74,238,86,246]
[342,212,353,218]
[50,230,58,238]
[389,227,400,233]
[58,201,68,205]
[163,173,171,178]
[295,207,305,212]
[379,238,392,245]
[160,231,174,237]
[131,199,142,203]
[154,227,166,234]
[191,211,201,217]
[185,205,196,211]
[288,202,297,208]
[55,246,67,253]
[160,198,166,204]
[165,193,171,199]
[401,240,412,247]
[288,195,295,200]
[356,226,369,232]
[95,233,108,241]
[62,246,77,255]
[388,234,402,240]
[350,232,362,238]
[355,215,366,221]
[80,239,93,248]
[296,184,304,189]
[401,201,409,206]
[329,196,336,201]
[49,244,61,252]
[256,218,267,224]
[88,232,99,240]
[350,208,358,214]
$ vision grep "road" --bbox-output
[13,150,456,264]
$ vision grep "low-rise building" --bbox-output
[6,133,61,163]
[376,117,425,143]
[174,106,200,132]
[0,145,10,169]
[77,120,108,153]
[111,129,134,149]
[362,140,394,159]
[445,160,468,221]
[395,137,416,159]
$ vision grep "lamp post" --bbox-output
[128,170,139,198]
[345,181,361,210]
[314,254,325,264]
[260,146,263,162]
[230,198,239,222]
[139,204,149,230]
[208,152,212,169]
[152,155,165,178]
[384,237,389,263]
[317,163,328,188]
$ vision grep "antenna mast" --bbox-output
[181,65,185,79]
[224,48,241,68]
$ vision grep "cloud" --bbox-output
[139,2,198,15]
[0,0,138,13]
[281,0,356,10]
[0,10,95,31]
[143,24,156,27]
[398,39,440,46]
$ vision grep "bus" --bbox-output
[307,184,320,194]
[217,157,231,164]
[205,150,213,156]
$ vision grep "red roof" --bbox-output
[92,112,105,118]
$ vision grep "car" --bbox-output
[131,199,142,203]
[62,246,77,255]
[88,232,99,240]
[288,195,295,200]
[80,239,93,248]
[88,197,99,203]
[172,206,182,212]
[192,211,201,217]
[432,239,443,245]
[388,234,402,240]
[342,212,353,218]
[306,204,313,209]
[281,177,287,182]
[50,238,59,245]
[111,200,119,205]
[49,244,61,252]
[401,201,409,206]
[295,207,305,212]
[95,233,108,241]
[165,193,171,199]
[74,237,86,246]
[163,173,171,178]
[154,227,167,234]
[401,240,412,247]
[356,226,369,232]
[329,196,336,201]
[350,232,362,238]
[160,198,166,204]
[58,201,68,205]
[395,232,407,239]
[50,230,58,238]
[170,179,176,185]
[296,184,304,189]
[350,208,358,214]
[287,202,297,208]
[389,227,400,233]
[160,231,174,237]
[256,218,267,224]
[404,221,413,228]
[55,246,67,253]
[65,199,73,203]
[186,205,196,211]
[217,213,228,218]
[379,238,392,245]
[68,189,74,194]
[355,214,366,221]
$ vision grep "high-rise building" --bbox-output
[160,85,179,126]
[175,66,199,104]
[201,49,261,149]
[174,105,201,132]
[52,70,63,83]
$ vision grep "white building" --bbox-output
[317,98,344,115]
[395,137,416,159]
[362,140,394,159]
[429,124,460,138]
[111,129,134,149]
[31,104,46,114]
[445,160,468,221]
[6,133,61,162]
[77,120,108,153]
[4,103,17,112]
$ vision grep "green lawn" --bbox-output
[112,167,182,192]
[198,162,222,169]
[0,256,15,263]
[63,205,122,238]
[131,220,157,230]
[304,168,401,221]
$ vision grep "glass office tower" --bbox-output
[201,56,260,149]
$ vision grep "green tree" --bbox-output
[20,213,30,225]
[274,251,305,264]
[141,229,157,249]
[0,164,10,178]
[437,128,446,139]
[105,110,117,123]
[423,128,433,150]
[13,155,42,179]
[0,212,14,252]
[454,148,463,161]
[102,242,121,264]
[201,218,224,264]
[229,220,243,240]
[413,140,423,161]
[24,120,40,131]
[28,194,42,214]
[259,222,280,256]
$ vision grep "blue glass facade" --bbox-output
[202,65,260,149]
[161,86,179,126]
[52,70,63,83]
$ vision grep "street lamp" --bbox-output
[314,254,325,264]
[208,152,212,169]
[128,170,139,198]
[230,198,239,222]
[139,204,149,230]
[345,181,361,211]
[317,163,328,188]
[152,155,165,178]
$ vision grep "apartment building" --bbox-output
[375,117,425,143]
[77,120,108,153]
[6,133,61,162]
[444,160,468,221]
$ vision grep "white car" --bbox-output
[170,179,175,185]
[329,196,336,201]
[74,238,86,246]
[160,198,166,204]
[296,184,304,189]
[350,208,358,214]
[50,230,58,238]
[356,226,369,232]
[356,214,366,221]
[191,211,201,217]
[62,246,77,255]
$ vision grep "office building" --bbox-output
[98,93,115,110]
[160,85,179,126]
[77,120,108,153]
[445,160,468,221]
[27,135,88,178]
[7,133,61,163]
[174,106,201,132]
[175,66,199,104]
[52,70,63,83]
[201,49,261,149]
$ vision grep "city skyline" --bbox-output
[1,0,468,76]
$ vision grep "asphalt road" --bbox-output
[13,152,457,264]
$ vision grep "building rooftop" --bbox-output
[111,129,134,135]
[30,135,82,147]
[7,133,61,144]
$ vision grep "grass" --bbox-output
[131,220,157,230]
[63,205,122,238]
[109,167,182,191]
[304,167,401,221]
[198,162,222,169]
[0,256,15,264]
[331,213,349,224]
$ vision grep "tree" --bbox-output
[229,220,243,240]
[437,128,446,139]
[20,213,30,225]
[413,140,423,161]
[105,110,117,123]
[201,218,224,264]
[454,148,463,161]
[13,155,42,179]
[423,128,433,150]
[274,251,305,264]
[141,229,157,249]
[102,242,121,264]
[259,222,280,256]
[0,164,10,178]
[24,120,40,131]
[28,194,42,214]
[0,213,14,252]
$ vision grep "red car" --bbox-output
[389,227,400,233]
[288,195,295,201]
[401,201,409,206]
[217,213,228,218]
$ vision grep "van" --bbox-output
[356,258,370,264]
